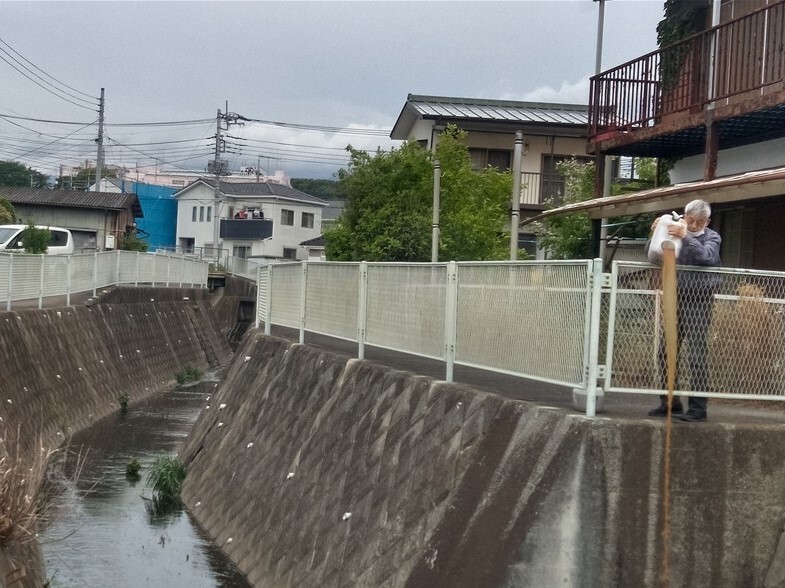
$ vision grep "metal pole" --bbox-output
[431,160,441,263]
[595,0,612,264]
[299,261,307,344]
[584,258,604,417]
[66,255,71,307]
[510,131,524,260]
[93,252,98,297]
[444,261,458,382]
[38,255,44,309]
[7,254,13,312]
[357,261,368,359]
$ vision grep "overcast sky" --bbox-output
[0,1,665,181]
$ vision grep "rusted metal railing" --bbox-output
[589,2,785,141]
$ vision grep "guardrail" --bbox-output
[0,250,210,310]
[252,259,785,414]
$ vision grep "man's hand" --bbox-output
[668,219,687,239]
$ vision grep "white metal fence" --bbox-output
[253,259,785,414]
[255,260,594,391]
[0,250,209,310]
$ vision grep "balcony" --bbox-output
[220,218,273,240]
[589,2,785,158]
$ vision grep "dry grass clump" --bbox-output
[710,283,785,395]
[0,443,55,547]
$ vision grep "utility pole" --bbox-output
[212,108,222,265]
[95,88,105,192]
[510,131,524,260]
[211,107,246,265]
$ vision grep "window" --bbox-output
[207,206,212,222]
[192,206,197,222]
[283,247,297,260]
[469,148,511,171]
[172,179,186,186]
[199,206,205,222]
[301,212,314,228]
[281,209,294,225]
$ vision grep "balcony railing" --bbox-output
[589,2,785,144]
[521,171,566,207]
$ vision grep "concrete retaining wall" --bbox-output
[0,295,232,586]
[181,331,785,588]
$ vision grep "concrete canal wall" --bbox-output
[0,289,232,586]
[181,331,785,588]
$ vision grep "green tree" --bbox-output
[0,161,49,188]
[325,126,513,262]
[290,178,346,201]
[19,224,50,254]
[0,199,14,224]
[533,158,656,260]
[120,231,149,252]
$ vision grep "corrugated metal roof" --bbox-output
[0,187,143,216]
[406,94,588,126]
[180,179,328,206]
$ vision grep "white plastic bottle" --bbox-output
[647,212,683,263]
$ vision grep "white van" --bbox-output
[0,225,75,255]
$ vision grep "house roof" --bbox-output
[521,166,785,225]
[300,235,326,247]
[176,178,328,206]
[0,187,143,217]
[391,94,589,140]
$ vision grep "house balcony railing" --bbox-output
[520,171,566,208]
[589,1,785,152]
[220,217,273,241]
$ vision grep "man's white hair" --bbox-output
[685,199,711,219]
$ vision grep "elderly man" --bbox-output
[646,199,722,422]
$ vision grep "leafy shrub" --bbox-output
[118,391,130,414]
[146,456,186,507]
[175,365,202,386]
[126,458,141,482]
[19,224,51,254]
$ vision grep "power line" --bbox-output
[0,36,96,101]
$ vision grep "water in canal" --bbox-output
[39,375,251,587]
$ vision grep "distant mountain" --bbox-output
[291,178,346,201]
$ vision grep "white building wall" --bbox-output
[175,184,324,260]
[670,136,785,184]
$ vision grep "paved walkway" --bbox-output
[270,325,785,427]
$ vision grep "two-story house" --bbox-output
[391,94,595,256]
[535,0,785,270]
[174,179,327,261]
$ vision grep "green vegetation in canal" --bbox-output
[146,456,186,509]
[126,457,141,482]
[118,391,130,414]
[175,365,203,386]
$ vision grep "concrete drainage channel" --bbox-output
[39,375,250,587]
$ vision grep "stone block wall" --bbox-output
[181,331,785,588]
[0,297,232,586]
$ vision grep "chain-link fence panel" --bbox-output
[10,255,44,300]
[305,263,359,341]
[607,262,785,399]
[365,264,446,360]
[270,263,303,329]
[455,261,591,387]
[0,254,10,304]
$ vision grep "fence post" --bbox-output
[151,254,156,288]
[7,254,13,312]
[264,264,273,336]
[180,255,185,288]
[358,261,368,360]
[255,265,262,329]
[444,261,458,382]
[299,261,307,344]
[38,254,45,309]
[66,255,71,307]
[166,254,171,287]
[115,249,121,285]
[583,258,604,417]
[135,251,140,287]
[93,252,98,297]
